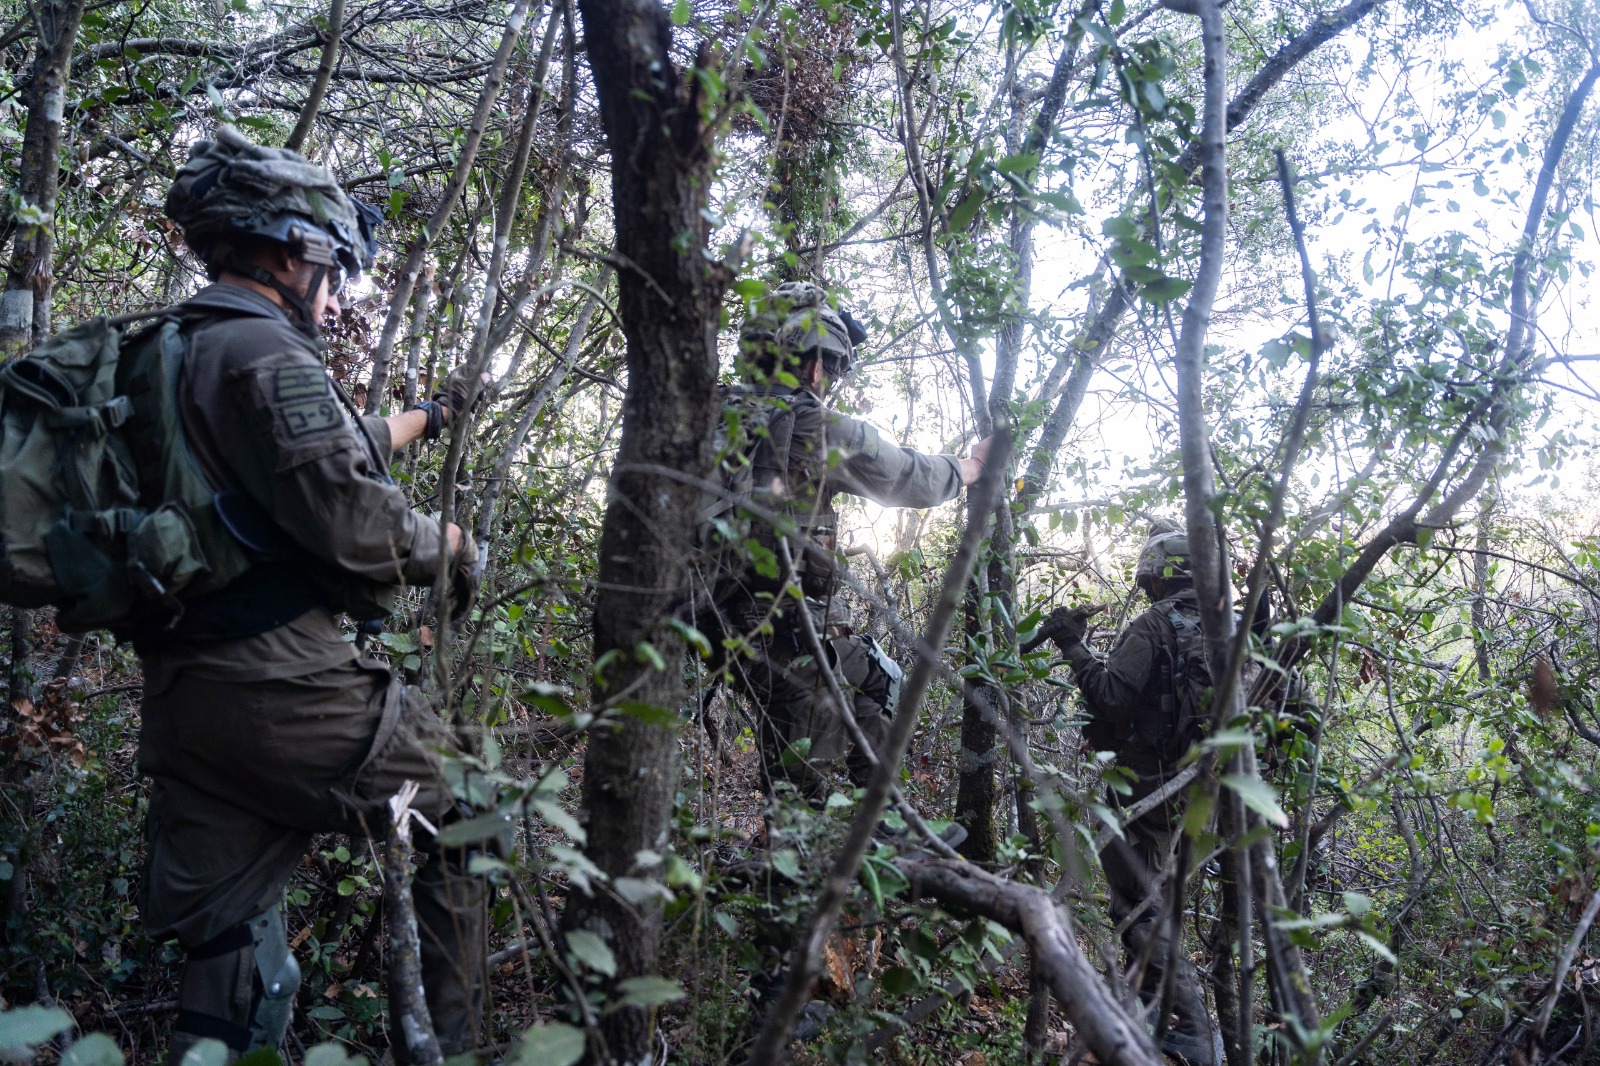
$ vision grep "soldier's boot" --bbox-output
[411,845,488,1058]
[1123,914,1219,1066]
[1159,961,1220,1066]
[168,906,300,1065]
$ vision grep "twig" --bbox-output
[1531,880,1600,1049]
[384,782,444,1066]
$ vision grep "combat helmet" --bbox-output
[1134,518,1191,595]
[165,125,382,332]
[773,280,855,380]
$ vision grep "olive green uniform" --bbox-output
[132,284,484,1059]
[1059,587,1219,1065]
[715,385,963,798]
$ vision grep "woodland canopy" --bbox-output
[2,0,1599,1064]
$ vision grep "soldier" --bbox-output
[705,281,993,809]
[134,127,485,1063]
[1037,519,1223,1066]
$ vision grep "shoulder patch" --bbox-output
[278,396,343,438]
[274,365,330,401]
[858,423,883,461]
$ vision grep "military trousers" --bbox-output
[719,599,898,800]
[136,656,486,1058]
[1099,776,1219,1066]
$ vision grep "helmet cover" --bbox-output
[1135,518,1191,587]
[165,125,380,277]
[771,281,854,378]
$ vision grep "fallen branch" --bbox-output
[899,857,1163,1065]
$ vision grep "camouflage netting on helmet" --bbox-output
[165,125,378,275]
[1135,518,1191,586]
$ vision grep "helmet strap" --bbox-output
[246,263,328,340]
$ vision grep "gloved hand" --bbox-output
[444,533,480,618]
[1030,604,1106,652]
[433,364,487,423]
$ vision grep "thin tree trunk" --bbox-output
[0,0,87,356]
[363,0,534,414]
[1016,0,1392,509]
[282,0,345,152]
[561,0,728,1060]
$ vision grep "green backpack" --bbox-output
[0,313,252,633]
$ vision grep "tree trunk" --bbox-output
[0,0,87,356]
[561,0,727,1061]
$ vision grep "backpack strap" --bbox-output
[44,396,134,436]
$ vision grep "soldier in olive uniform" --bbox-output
[134,128,485,1062]
[1038,520,1222,1066]
[708,282,993,802]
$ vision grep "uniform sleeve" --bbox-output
[359,415,394,457]
[221,352,446,587]
[1063,610,1164,721]
[822,411,963,508]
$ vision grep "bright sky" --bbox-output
[836,0,1599,563]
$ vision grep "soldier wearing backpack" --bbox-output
[703,281,994,806]
[116,129,486,1063]
[1038,518,1223,1066]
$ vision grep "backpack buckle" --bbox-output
[101,396,133,429]
[46,397,134,437]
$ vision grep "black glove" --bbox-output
[1024,604,1106,653]
[433,364,485,424]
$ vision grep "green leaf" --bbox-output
[1141,276,1192,303]
[303,1044,367,1066]
[1354,929,1397,964]
[565,929,617,977]
[1220,774,1288,828]
[880,965,922,996]
[533,799,586,844]
[671,0,690,26]
[615,976,686,1008]
[0,1006,74,1058]
[770,848,801,881]
[993,153,1039,175]
[234,1048,285,1066]
[61,1034,123,1066]
[634,641,667,671]
[947,191,984,232]
[519,682,574,718]
[176,1040,231,1066]
[435,811,514,847]
[510,1023,584,1066]
[1342,891,1373,918]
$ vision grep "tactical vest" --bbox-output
[701,385,841,606]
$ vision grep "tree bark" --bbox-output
[898,857,1164,1066]
[561,0,728,1061]
[282,0,346,153]
[0,0,88,356]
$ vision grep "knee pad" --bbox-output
[862,637,904,713]
[244,906,301,1053]
[174,907,300,1058]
